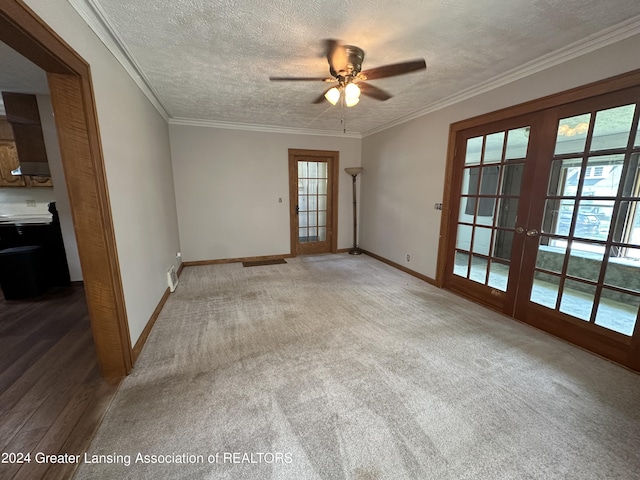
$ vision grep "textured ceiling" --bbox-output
[4,1,640,135]
[85,0,640,135]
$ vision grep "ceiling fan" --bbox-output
[269,40,426,107]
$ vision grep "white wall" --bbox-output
[169,125,361,262]
[361,33,640,280]
[25,0,181,345]
[36,94,83,281]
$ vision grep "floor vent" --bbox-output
[167,265,178,292]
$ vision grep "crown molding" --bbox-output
[168,117,363,138]
[68,0,170,121]
[362,14,640,138]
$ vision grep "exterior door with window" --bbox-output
[288,149,339,255]
[515,88,640,367]
[445,114,541,315]
[446,86,640,370]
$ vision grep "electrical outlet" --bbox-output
[406,254,411,262]
[176,251,182,260]
[278,197,283,203]
[26,200,36,208]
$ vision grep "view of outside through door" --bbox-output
[454,102,640,337]
[298,161,328,243]
[453,126,530,291]
[532,104,640,335]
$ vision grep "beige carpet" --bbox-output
[74,254,640,479]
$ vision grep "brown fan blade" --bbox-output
[358,82,392,101]
[360,59,426,80]
[269,76,332,82]
[325,39,347,76]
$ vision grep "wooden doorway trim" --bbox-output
[288,148,339,256]
[0,1,132,377]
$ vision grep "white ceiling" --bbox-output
[0,41,48,115]
[3,1,640,135]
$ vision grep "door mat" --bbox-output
[242,258,287,267]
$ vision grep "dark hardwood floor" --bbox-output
[0,286,121,480]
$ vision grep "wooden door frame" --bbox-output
[288,148,339,256]
[437,69,640,372]
[0,1,132,377]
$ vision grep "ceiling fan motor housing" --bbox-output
[331,45,365,79]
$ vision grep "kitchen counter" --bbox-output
[0,213,53,225]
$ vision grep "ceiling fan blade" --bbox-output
[269,76,331,82]
[325,39,347,76]
[360,59,426,80]
[358,82,392,101]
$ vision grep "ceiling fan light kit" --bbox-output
[269,39,427,108]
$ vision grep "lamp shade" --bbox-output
[324,87,341,105]
[345,167,363,176]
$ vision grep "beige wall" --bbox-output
[36,94,83,282]
[25,0,182,345]
[361,33,640,280]
[169,125,361,262]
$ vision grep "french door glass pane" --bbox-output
[604,251,640,293]
[484,132,505,164]
[535,237,567,273]
[595,289,639,336]
[504,127,530,160]
[318,211,326,227]
[461,168,481,195]
[541,199,574,236]
[530,271,561,309]
[554,113,591,155]
[465,137,483,165]
[470,256,488,284]
[590,104,636,152]
[472,227,492,255]
[547,158,582,196]
[496,198,518,228]
[454,251,470,277]
[318,227,327,241]
[298,161,308,177]
[492,229,514,261]
[559,279,596,321]
[488,261,509,291]
[582,154,625,195]
[566,246,604,282]
[611,201,640,244]
[500,164,524,195]
[456,224,473,250]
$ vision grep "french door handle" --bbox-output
[515,226,525,234]
[526,228,539,237]
[296,205,299,215]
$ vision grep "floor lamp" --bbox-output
[345,167,363,255]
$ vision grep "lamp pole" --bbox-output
[344,167,363,255]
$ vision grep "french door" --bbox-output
[288,149,339,255]
[445,86,640,370]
